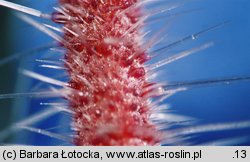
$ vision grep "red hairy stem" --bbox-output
[55,0,163,145]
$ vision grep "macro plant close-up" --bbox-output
[0,0,250,146]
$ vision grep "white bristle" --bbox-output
[0,0,50,18]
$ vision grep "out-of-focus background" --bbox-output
[0,0,250,145]
[0,0,71,145]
